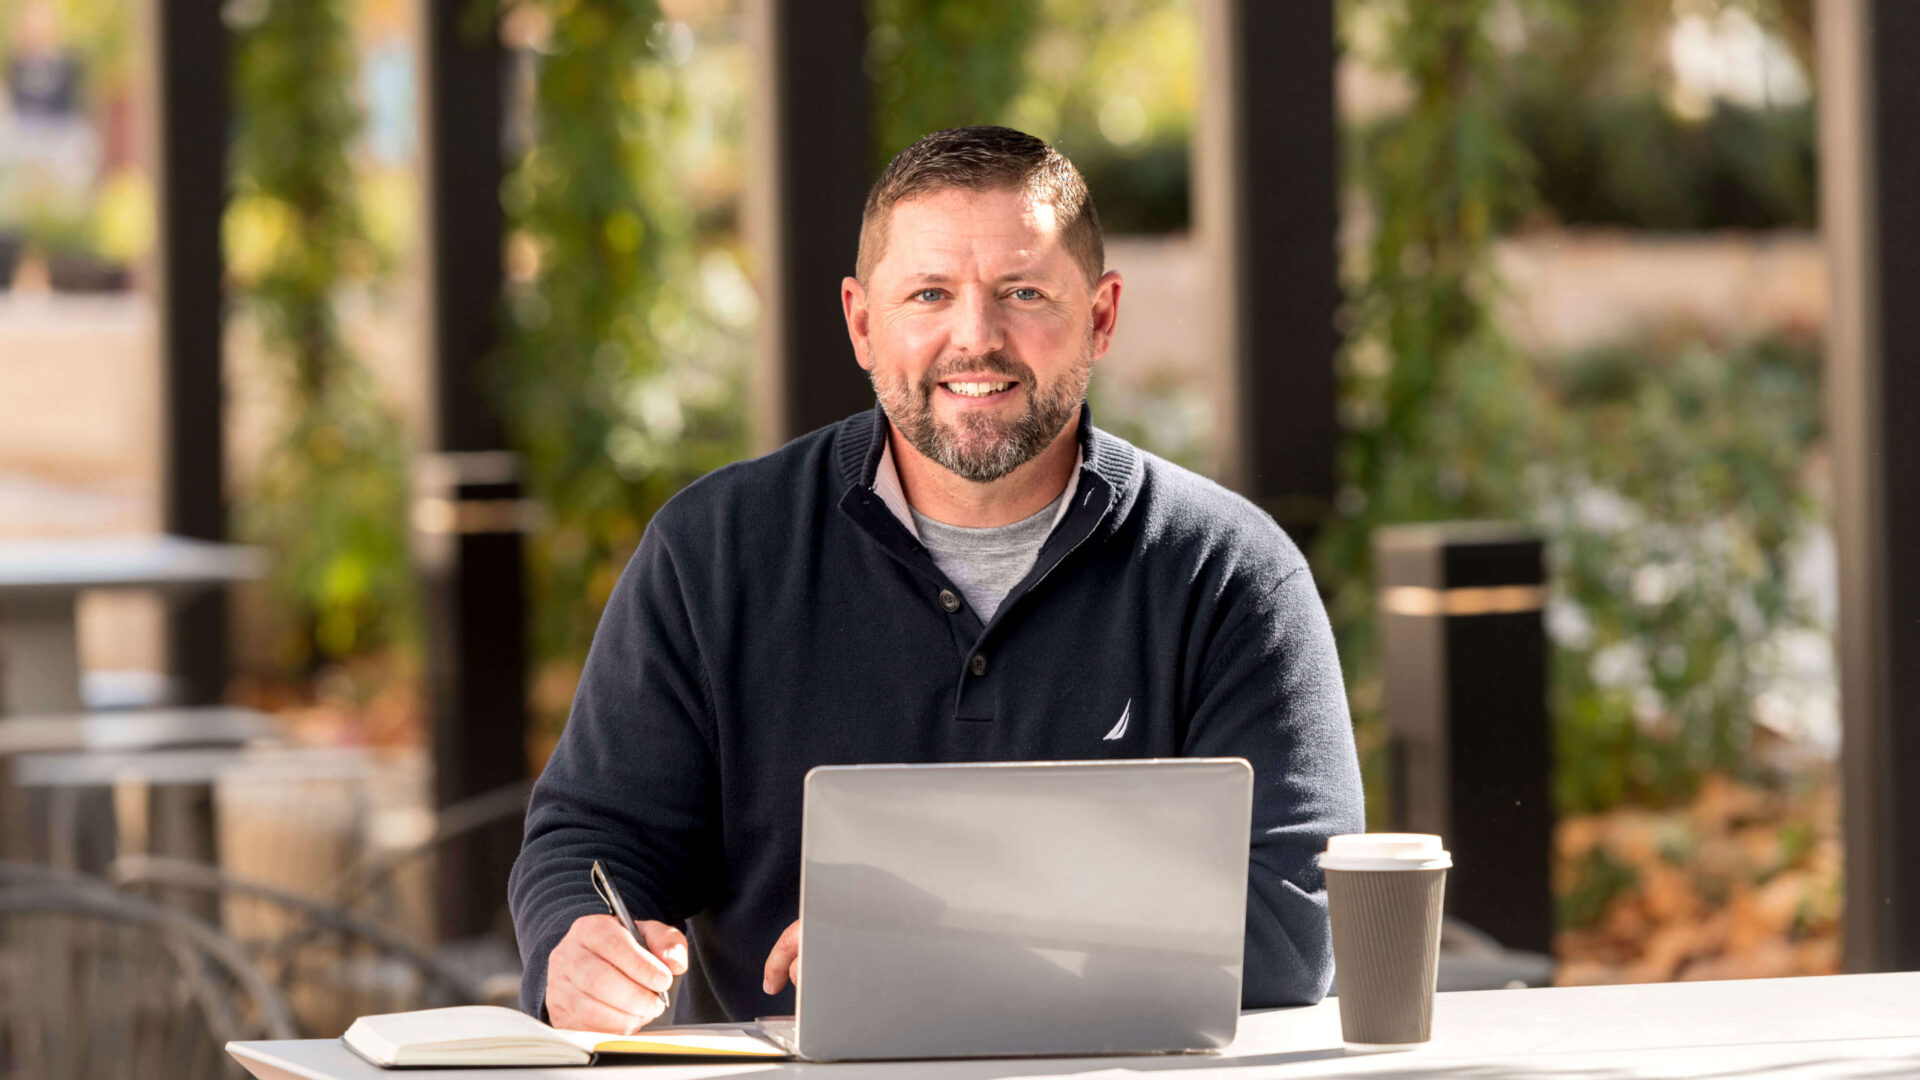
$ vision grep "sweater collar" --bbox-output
[872,437,1082,541]
[834,401,1142,640]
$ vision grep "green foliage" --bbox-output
[0,0,131,258]
[1319,0,1540,824]
[1005,0,1198,233]
[495,0,746,727]
[0,0,133,93]
[1329,2,1829,830]
[1069,138,1188,235]
[1558,844,1638,932]
[868,0,1194,233]
[868,0,1038,171]
[13,196,93,255]
[1495,0,1816,231]
[870,0,1816,235]
[1540,334,1824,813]
[230,0,414,667]
[1086,372,1209,474]
[1501,91,1815,232]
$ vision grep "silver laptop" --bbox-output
[760,758,1253,1061]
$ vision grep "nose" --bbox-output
[947,288,1006,356]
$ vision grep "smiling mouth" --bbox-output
[941,380,1017,398]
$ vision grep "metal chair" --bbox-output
[0,865,295,1080]
[108,855,493,1037]
[109,778,532,1035]
[334,779,532,923]
[1437,915,1556,990]
[329,779,531,1004]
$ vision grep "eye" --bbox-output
[913,289,945,302]
[1010,287,1043,301]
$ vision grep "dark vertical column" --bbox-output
[424,0,505,454]
[1820,0,1920,974]
[1376,524,1553,955]
[1196,0,1339,548]
[147,0,229,705]
[418,0,527,941]
[747,0,872,452]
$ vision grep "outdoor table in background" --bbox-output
[0,533,266,715]
[6,742,368,893]
[0,704,284,862]
[228,971,1920,1080]
[0,705,281,756]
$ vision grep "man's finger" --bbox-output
[554,967,664,1034]
[640,921,690,976]
[580,915,674,993]
[563,938,667,1016]
[762,921,800,994]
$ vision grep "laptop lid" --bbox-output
[793,758,1252,1061]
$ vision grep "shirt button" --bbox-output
[969,653,988,676]
[939,589,962,613]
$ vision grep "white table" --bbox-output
[0,705,281,756]
[228,971,1920,1079]
[0,534,265,714]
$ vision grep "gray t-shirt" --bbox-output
[910,493,1065,623]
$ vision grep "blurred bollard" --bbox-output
[1375,523,1552,955]
[215,751,432,1035]
[216,767,363,942]
[412,453,533,942]
[360,757,438,943]
[217,758,365,1034]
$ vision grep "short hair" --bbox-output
[856,126,1105,288]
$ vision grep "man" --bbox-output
[510,126,1364,1033]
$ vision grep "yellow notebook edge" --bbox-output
[588,1034,790,1059]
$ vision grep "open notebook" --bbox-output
[342,1005,789,1067]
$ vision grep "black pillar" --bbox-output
[147,0,229,705]
[1820,0,1920,974]
[1196,0,1339,548]
[748,0,872,451]
[1376,524,1553,955]
[418,0,527,941]
[424,0,506,454]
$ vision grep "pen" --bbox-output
[589,859,672,1011]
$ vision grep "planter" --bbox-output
[0,233,21,289]
[46,250,130,293]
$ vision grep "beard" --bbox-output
[869,339,1094,484]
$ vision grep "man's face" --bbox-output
[842,187,1122,484]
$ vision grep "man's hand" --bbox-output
[762,919,801,995]
[546,914,687,1033]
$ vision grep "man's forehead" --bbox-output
[875,187,1067,277]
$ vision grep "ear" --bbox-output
[1087,270,1123,362]
[842,276,873,371]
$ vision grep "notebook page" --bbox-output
[343,1006,590,1066]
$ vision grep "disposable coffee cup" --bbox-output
[1318,833,1451,1051]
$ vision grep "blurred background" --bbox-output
[2,0,1914,1074]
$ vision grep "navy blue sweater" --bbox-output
[509,406,1364,1023]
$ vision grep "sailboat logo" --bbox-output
[1102,698,1132,741]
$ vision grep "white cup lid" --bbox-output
[1317,833,1451,871]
